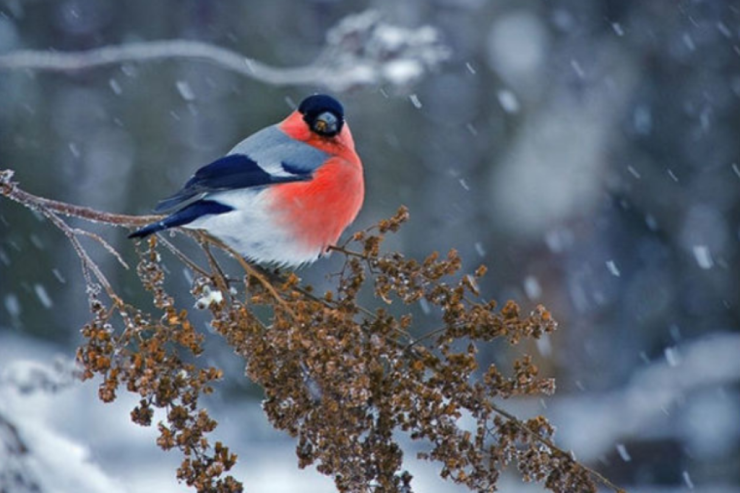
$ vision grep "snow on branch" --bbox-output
[0,10,449,91]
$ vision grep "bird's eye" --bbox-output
[312,111,339,136]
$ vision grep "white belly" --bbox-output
[184,189,322,267]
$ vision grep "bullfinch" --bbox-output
[129,94,364,267]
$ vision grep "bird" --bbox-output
[129,94,364,267]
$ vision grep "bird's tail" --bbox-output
[128,219,170,239]
[128,200,233,239]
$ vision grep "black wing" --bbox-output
[153,153,310,213]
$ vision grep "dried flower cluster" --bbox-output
[1,170,624,493]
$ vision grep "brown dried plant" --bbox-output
[1,168,625,493]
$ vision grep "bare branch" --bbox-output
[73,228,130,270]
[1,169,160,227]
[0,11,449,91]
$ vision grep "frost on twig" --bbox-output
[0,10,448,91]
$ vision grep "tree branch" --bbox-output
[1,169,160,227]
[0,11,449,91]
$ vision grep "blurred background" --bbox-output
[1,1,739,492]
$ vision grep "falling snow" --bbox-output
[664,346,681,367]
[52,269,66,284]
[570,59,584,78]
[535,335,551,356]
[615,443,631,462]
[418,297,431,315]
[175,80,196,101]
[627,165,641,179]
[108,78,122,95]
[731,162,740,180]
[692,245,713,270]
[497,89,520,114]
[474,242,486,257]
[605,260,620,277]
[4,294,20,317]
[1,4,738,492]
[523,276,541,299]
[409,93,422,109]
[33,284,53,309]
[68,142,80,158]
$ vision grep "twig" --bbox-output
[404,325,450,351]
[72,228,130,270]
[46,209,121,305]
[199,238,233,307]
[327,245,368,259]
[489,403,627,493]
[197,233,297,318]
[1,169,160,227]
[155,235,211,278]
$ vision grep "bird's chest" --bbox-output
[267,158,364,251]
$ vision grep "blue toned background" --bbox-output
[1,1,739,492]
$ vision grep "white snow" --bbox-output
[194,287,223,309]
[474,242,486,257]
[418,297,431,315]
[606,260,621,277]
[692,245,714,269]
[716,22,732,37]
[33,283,53,309]
[4,293,20,317]
[731,162,740,180]
[487,11,548,88]
[523,275,542,300]
[68,142,80,158]
[175,80,196,101]
[409,93,422,109]
[570,59,585,79]
[383,60,423,86]
[108,78,122,95]
[497,89,520,114]
[615,443,631,462]
[535,334,551,357]
[665,346,681,367]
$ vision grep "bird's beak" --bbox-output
[315,112,338,135]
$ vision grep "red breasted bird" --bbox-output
[129,95,364,267]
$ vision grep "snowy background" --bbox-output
[1,1,740,492]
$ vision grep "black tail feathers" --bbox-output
[128,221,168,239]
[128,200,234,239]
